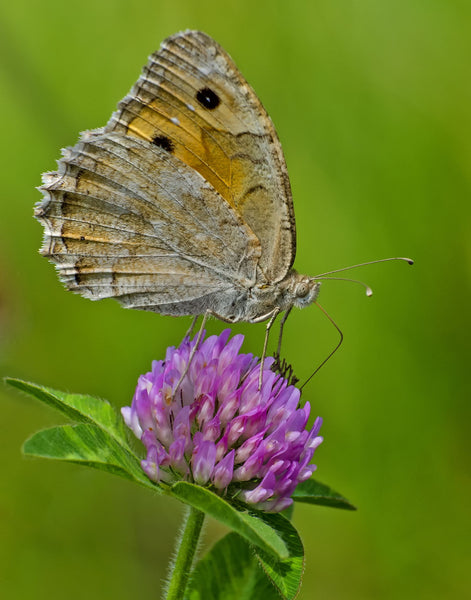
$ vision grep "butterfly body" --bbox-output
[36,30,319,323]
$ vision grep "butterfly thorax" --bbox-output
[240,270,321,323]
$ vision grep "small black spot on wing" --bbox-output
[244,184,265,197]
[152,135,174,152]
[196,88,220,110]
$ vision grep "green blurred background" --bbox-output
[1,1,469,598]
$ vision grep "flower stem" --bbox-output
[165,506,205,600]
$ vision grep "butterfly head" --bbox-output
[293,277,321,309]
[283,272,321,310]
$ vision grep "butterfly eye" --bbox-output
[296,282,310,299]
[196,87,221,109]
[293,280,320,309]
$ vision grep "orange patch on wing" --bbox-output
[126,101,233,202]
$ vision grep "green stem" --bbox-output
[165,506,205,600]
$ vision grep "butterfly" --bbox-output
[35,29,321,331]
[36,30,411,341]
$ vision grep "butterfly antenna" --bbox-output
[315,256,413,278]
[315,276,373,296]
[300,302,343,391]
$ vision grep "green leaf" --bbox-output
[252,512,304,599]
[292,478,356,510]
[186,533,279,600]
[170,482,288,560]
[281,503,295,521]
[7,378,162,492]
[23,423,156,490]
[5,378,129,445]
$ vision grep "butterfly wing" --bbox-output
[36,129,261,318]
[105,30,296,284]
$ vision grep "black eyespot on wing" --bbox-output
[196,88,220,110]
[152,135,174,152]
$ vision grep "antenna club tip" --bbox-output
[400,257,414,265]
[366,288,373,297]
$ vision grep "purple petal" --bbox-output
[225,415,247,447]
[217,391,240,425]
[216,433,228,462]
[266,386,301,432]
[234,431,266,464]
[202,415,221,442]
[216,334,244,372]
[233,452,264,481]
[264,497,293,512]
[192,441,217,485]
[172,405,192,449]
[121,406,142,439]
[241,407,267,440]
[141,442,171,483]
[212,450,235,490]
[169,437,189,475]
[241,472,276,504]
[195,393,216,427]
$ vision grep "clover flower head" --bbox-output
[122,330,323,512]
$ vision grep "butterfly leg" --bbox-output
[258,308,281,389]
[203,307,279,388]
[184,315,200,340]
[174,311,210,399]
[276,306,293,357]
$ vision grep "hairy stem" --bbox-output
[164,506,205,600]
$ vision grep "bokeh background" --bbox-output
[1,1,469,598]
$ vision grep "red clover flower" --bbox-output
[122,330,323,512]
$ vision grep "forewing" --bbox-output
[36,129,260,315]
[105,30,296,283]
